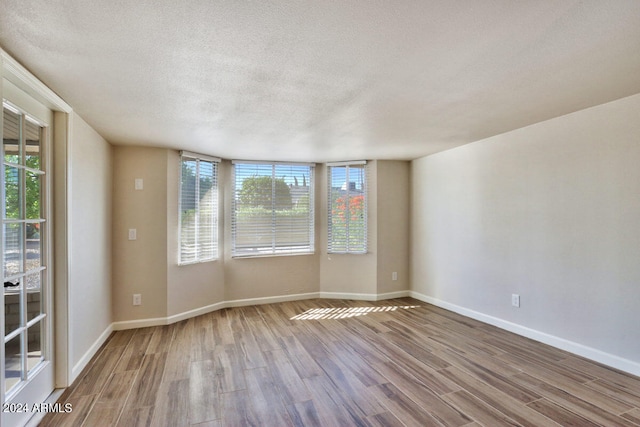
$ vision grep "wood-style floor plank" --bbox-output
[433,346,542,404]
[146,324,176,354]
[124,352,168,409]
[244,366,294,426]
[113,332,153,373]
[115,406,154,427]
[263,348,313,403]
[189,359,222,424]
[81,370,137,426]
[439,366,561,427]
[375,361,471,426]
[513,372,639,427]
[526,398,600,427]
[162,317,194,383]
[212,344,246,393]
[67,346,125,398]
[622,408,640,425]
[40,298,640,426]
[441,389,521,427]
[149,379,190,427]
[371,382,443,427]
[39,394,97,427]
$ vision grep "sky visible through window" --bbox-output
[331,168,346,189]
[330,166,365,191]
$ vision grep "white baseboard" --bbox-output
[376,290,411,300]
[70,289,412,396]
[410,291,640,378]
[110,290,412,332]
[70,324,113,382]
[112,292,322,331]
[112,316,170,331]
[166,301,228,324]
[319,290,410,301]
[225,291,320,308]
[79,290,640,379]
[112,301,230,331]
[320,292,378,300]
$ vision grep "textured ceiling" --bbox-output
[1,1,640,162]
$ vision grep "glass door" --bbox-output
[2,97,53,425]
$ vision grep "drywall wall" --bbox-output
[318,162,378,297]
[112,146,168,321]
[110,155,411,324]
[222,160,321,301]
[318,160,412,299]
[411,93,640,370]
[68,112,113,371]
[167,150,225,316]
[377,160,410,295]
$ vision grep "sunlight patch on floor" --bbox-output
[290,305,419,320]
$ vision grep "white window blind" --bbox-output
[232,161,314,257]
[327,161,368,254]
[179,152,219,264]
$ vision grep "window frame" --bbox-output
[178,151,220,265]
[327,161,368,254]
[231,160,315,258]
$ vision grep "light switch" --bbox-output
[135,178,143,190]
[128,229,137,240]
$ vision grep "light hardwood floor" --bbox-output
[40,298,640,426]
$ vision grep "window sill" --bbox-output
[326,251,369,255]
[178,258,219,266]
[231,251,315,260]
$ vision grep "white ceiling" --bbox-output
[1,1,639,162]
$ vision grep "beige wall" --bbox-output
[411,93,640,369]
[112,146,168,321]
[318,160,412,298]
[377,161,410,294]
[110,155,411,323]
[222,160,321,301]
[167,151,225,315]
[68,112,113,369]
[319,162,378,296]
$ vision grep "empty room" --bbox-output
[1,1,640,426]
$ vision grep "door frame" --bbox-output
[1,49,73,421]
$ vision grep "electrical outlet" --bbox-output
[511,294,520,308]
[133,294,142,306]
[392,272,398,281]
[128,228,137,240]
[135,178,144,190]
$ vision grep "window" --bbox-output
[179,152,219,264]
[3,102,48,394]
[327,161,367,253]
[232,161,314,257]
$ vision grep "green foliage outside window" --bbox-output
[238,176,292,210]
[5,156,42,237]
[232,165,313,254]
[180,161,213,213]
